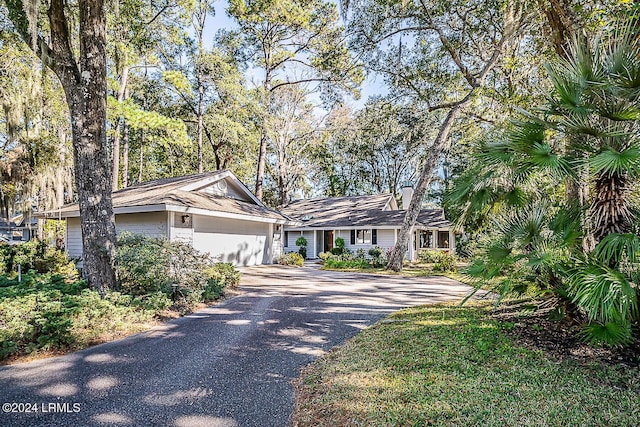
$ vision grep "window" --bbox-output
[419,230,433,249]
[437,231,450,248]
[350,229,377,245]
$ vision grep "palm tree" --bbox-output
[450,22,640,344]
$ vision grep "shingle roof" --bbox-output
[42,171,290,223]
[281,194,452,229]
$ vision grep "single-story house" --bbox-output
[40,170,294,266]
[280,186,455,261]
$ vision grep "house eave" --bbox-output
[40,203,297,226]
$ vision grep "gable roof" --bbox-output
[281,194,452,229]
[41,170,293,224]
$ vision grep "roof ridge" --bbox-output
[115,170,227,193]
[285,193,392,206]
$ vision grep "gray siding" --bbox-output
[285,230,316,258]
[335,228,395,254]
[66,212,168,258]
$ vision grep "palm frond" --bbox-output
[579,321,633,346]
[594,233,640,264]
[567,261,638,324]
[589,146,640,177]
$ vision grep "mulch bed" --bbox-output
[490,300,639,368]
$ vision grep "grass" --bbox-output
[292,303,640,426]
[321,262,471,283]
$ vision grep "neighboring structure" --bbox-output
[280,187,455,261]
[40,171,294,266]
[0,214,37,243]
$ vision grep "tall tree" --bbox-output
[4,0,117,293]
[265,84,318,205]
[344,0,525,270]
[227,0,362,200]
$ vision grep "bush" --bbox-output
[0,273,160,360]
[368,247,383,258]
[318,252,331,261]
[332,237,346,255]
[0,240,78,281]
[116,233,238,306]
[325,257,370,269]
[278,252,304,266]
[417,249,456,272]
[417,249,439,263]
[296,236,308,259]
[368,246,388,268]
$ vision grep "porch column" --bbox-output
[432,229,437,249]
[408,226,415,261]
[267,223,274,263]
[449,230,455,253]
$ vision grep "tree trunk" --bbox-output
[40,0,117,293]
[6,0,118,292]
[255,130,268,200]
[111,65,129,190]
[387,92,473,271]
[538,0,580,59]
[122,120,129,188]
[197,85,204,173]
[386,4,520,271]
[255,70,272,200]
[139,129,144,182]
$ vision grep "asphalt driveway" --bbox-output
[0,265,474,427]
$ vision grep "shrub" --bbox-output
[332,237,346,255]
[0,240,78,281]
[368,246,387,268]
[325,257,370,269]
[318,252,331,261]
[355,248,366,260]
[296,236,308,259]
[278,252,304,266]
[368,247,383,258]
[116,233,238,306]
[417,249,440,263]
[207,262,240,288]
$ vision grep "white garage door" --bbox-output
[192,215,270,266]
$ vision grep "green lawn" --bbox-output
[293,303,640,426]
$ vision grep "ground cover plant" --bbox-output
[293,303,640,427]
[0,235,240,363]
[278,252,305,266]
[321,246,390,270]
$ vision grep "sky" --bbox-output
[204,0,387,110]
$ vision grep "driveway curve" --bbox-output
[0,265,473,427]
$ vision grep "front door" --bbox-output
[323,230,334,252]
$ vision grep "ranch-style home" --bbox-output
[41,170,294,266]
[280,186,456,261]
[42,171,455,266]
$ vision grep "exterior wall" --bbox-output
[332,228,396,255]
[282,227,455,261]
[117,212,167,238]
[66,218,82,258]
[191,215,271,266]
[285,230,315,258]
[67,211,278,267]
[66,212,167,259]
